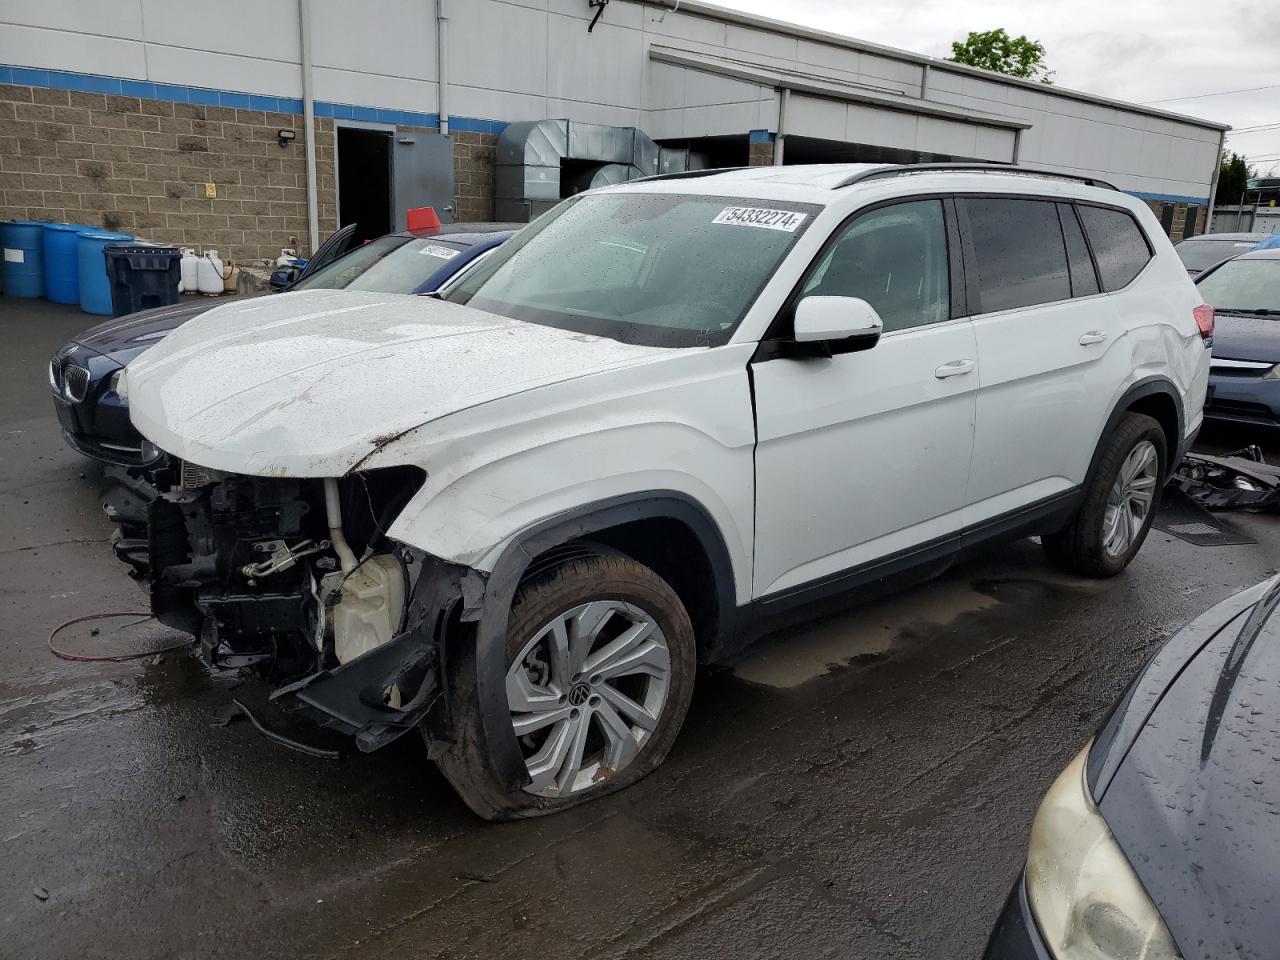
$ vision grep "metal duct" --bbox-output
[494,118,662,222]
[658,146,712,175]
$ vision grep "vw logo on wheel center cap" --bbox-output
[567,682,592,706]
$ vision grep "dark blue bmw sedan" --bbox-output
[987,575,1280,960]
[49,222,516,467]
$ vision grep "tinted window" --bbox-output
[1058,203,1100,297]
[963,198,1071,313]
[801,199,949,333]
[1077,205,1152,291]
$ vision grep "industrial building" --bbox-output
[0,0,1228,262]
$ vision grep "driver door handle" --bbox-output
[1079,330,1108,345]
[934,359,975,379]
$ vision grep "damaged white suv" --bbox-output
[117,164,1210,819]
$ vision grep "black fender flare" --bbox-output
[472,490,738,792]
[1085,376,1186,488]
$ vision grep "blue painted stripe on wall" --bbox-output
[0,64,506,137]
[748,128,774,144]
[1128,190,1211,206]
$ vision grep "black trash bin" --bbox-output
[104,242,182,318]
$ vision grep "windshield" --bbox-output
[1197,258,1280,313]
[446,192,820,347]
[1177,239,1259,272]
[291,236,468,293]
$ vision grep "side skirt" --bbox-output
[726,488,1082,656]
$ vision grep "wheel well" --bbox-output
[571,518,721,658]
[1124,391,1180,466]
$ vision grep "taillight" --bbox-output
[1193,304,1214,346]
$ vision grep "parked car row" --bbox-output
[48,163,1280,958]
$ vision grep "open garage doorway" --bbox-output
[779,137,976,166]
[337,126,393,243]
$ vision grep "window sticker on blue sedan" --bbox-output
[419,244,460,259]
[712,206,808,232]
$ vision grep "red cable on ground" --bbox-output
[48,612,194,663]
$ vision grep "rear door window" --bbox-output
[961,197,1072,313]
[1076,205,1153,291]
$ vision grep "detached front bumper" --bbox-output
[283,553,486,753]
[985,872,1053,960]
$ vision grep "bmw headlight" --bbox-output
[108,368,128,399]
[1026,745,1181,960]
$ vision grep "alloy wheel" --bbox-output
[506,600,671,798]
[1102,440,1159,558]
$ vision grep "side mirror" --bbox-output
[793,296,883,354]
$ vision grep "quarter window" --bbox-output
[962,198,1071,313]
[1076,205,1153,292]
[801,199,949,333]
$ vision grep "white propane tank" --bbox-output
[179,247,199,292]
[197,249,223,295]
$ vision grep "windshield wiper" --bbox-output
[1219,308,1280,317]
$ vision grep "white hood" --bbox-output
[126,290,672,476]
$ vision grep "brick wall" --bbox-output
[1143,199,1208,243]
[453,130,497,222]
[0,82,337,262]
[748,142,774,166]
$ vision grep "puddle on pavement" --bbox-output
[732,578,1000,689]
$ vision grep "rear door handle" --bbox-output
[1079,330,1108,345]
[934,359,975,379]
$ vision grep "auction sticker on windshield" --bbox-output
[712,207,808,232]
[419,244,460,259]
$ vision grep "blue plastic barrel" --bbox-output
[43,223,93,304]
[77,231,134,315]
[1,220,48,298]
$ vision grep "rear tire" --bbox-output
[436,545,696,820]
[1042,412,1167,578]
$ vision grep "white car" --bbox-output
[119,163,1211,819]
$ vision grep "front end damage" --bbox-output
[113,459,486,752]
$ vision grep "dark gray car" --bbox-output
[1174,232,1269,277]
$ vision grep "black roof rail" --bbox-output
[832,163,1120,192]
[634,166,751,183]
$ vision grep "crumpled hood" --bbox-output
[126,289,672,476]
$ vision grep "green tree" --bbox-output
[1215,152,1252,204]
[947,28,1053,84]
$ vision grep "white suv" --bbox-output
[120,163,1211,819]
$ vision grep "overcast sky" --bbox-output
[715,0,1280,174]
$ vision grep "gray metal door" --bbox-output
[392,131,456,226]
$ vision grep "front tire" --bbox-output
[436,546,696,820]
[1042,412,1166,578]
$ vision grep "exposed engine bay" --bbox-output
[113,459,429,700]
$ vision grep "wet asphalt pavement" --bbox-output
[3,297,1279,959]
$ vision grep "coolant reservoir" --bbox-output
[333,554,407,665]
